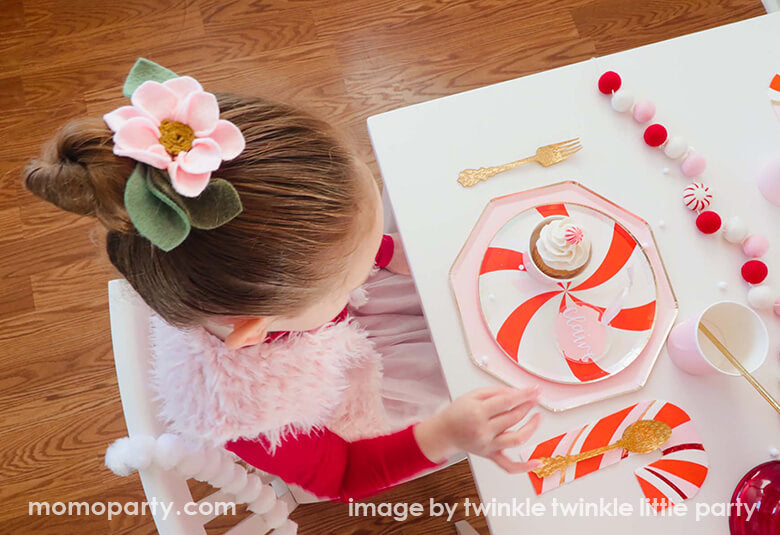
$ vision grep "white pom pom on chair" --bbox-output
[107,279,299,535]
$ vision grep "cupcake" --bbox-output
[529,216,591,279]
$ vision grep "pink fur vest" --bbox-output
[149,314,389,451]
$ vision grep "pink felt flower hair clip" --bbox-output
[103,75,245,197]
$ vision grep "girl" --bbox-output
[23,61,541,501]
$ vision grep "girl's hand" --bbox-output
[386,233,412,275]
[413,386,542,473]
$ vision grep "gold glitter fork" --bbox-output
[457,138,582,187]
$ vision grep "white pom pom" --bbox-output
[234,474,263,504]
[658,220,666,229]
[176,448,207,478]
[105,437,134,476]
[263,500,289,529]
[717,281,728,291]
[723,216,748,244]
[769,447,779,459]
[123,435,157,471]
[222,465,249,495]
[209,458,241,488]
[664,136,687,159]
[271,519,298,535]
[193,448,224,481]
[247,484,277,515]
[747,285,774,310]
[611,90,633,112]
[661,167,670,175]
[154,434,185,471]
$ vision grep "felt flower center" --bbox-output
[158,120,195,155]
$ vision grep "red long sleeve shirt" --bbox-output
[224,234,442,501]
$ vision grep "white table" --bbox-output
[368,13,780,535]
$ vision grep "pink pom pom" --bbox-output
[681,153,707,178]
[598,71,622,94]
[632,100,656,123]
[742,235,769,258]
[643,124,668,147]
[757,151,780,206]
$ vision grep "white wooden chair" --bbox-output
[107,279,298,534]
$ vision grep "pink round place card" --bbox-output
[477,203,657,384]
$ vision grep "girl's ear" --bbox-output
[225,317,272,349]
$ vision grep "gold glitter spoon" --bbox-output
[532,419,672,479]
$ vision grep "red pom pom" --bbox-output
[741,260,768,284]
[598,71,622,94]
[695,210,721,234]
[643,124,668,147]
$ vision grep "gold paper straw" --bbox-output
[698,322,780,414]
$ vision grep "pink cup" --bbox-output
[666,301,768,376]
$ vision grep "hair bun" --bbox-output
[23,117,135,233]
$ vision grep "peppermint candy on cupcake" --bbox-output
[565,226,584,245]
[683,182,712,212]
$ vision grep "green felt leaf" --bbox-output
[146,167,185,209]
[181,179,244,230]
[124,165,190,251]
[122,58,179,97]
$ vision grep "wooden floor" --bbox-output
[0,0,766,533]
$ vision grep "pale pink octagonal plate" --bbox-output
[478,203,657,384]
[450,181,678,411]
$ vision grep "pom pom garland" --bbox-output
[103,432,297,531]
[632,100,656,123]
[611,90,634,112]
[209,455,240,487]
[264,500,291,530]
[695,211,721,234]
[741,260,768,284]
[722,216,748,243]
[599,70,778,312]
[127,435,156,471]
[193,448,223,481]
[222,465,249,495]
[643,124,668,147]
[248,484,278,515]
[598,71,622,94]
[154,433,185,471]
[747,285,774,310]
[742,235,769,258]
[663,136,688,159]
[105,437,135,477]
[234,474,264,504]
[682,182,712,211]
[271,520,299,535]
[176,449,207,478]
[104,435,157,476]
[681,153,707,178]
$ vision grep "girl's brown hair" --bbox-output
[23,94,367,326]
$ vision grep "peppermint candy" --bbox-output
[683,182,712,212]
[565,226,584,245]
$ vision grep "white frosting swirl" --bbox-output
[536,217,590,270]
